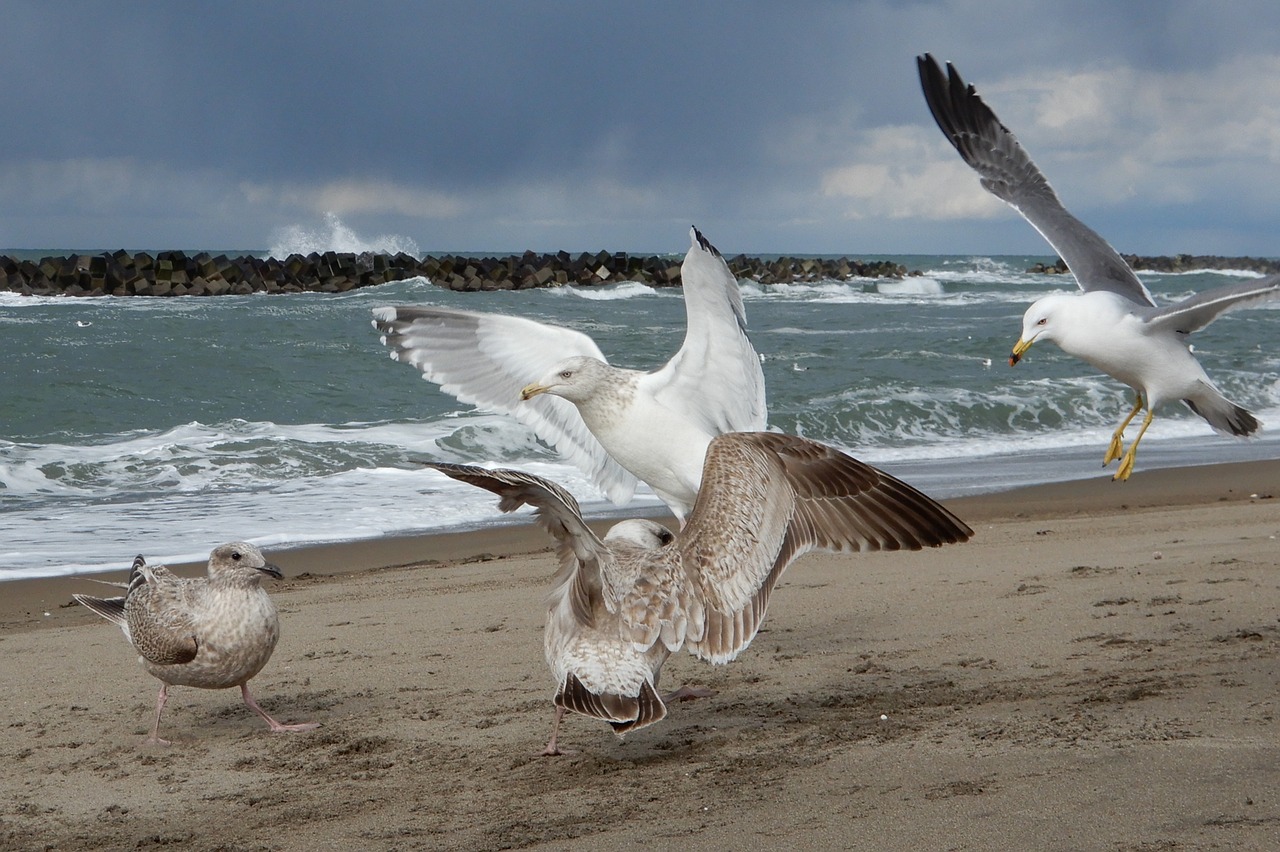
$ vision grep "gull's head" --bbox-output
[207,541,283,585]
[604,519,675,549]
[521,356,611,405]
[1011,294,1070,366]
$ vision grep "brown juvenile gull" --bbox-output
[73,543,319,745]
[425,431,972,755]
[372,226,766,522]
[918,53,1280,480]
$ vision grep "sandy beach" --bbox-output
[1,459,1277,851]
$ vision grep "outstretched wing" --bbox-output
[422,462,611,626]
[917,53,1155,308]
[1145,274,1280,335]
[373,306,637,505]
[644,227,767,435]
[678,432,972,664]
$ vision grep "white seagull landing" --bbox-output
[73,543,319,745]
[918,53,1280,480]
[372,227,766,521]
[426,431,972,755]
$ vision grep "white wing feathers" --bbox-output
[647,226,767,435]
[1145,274,1280,335]
[372,306,638,505]
[373,228,767,510]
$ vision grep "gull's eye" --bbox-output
[559,370,572,379]
[1036,318,1047,326]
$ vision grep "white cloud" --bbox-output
[817,53,1280,233]
[819,125,1006,220]
[982,56,1280,204]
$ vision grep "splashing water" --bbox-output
[267,212,420,258]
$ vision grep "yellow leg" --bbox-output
[1104,393,1145,466]
[1114,409,1156,481]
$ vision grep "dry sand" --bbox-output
[1,460,1277,851]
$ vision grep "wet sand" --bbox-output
[1,460,1277,850]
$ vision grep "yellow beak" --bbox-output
[520,382,549,401]
[1009,337,1033,367]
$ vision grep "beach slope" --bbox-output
[1,461,1277,850]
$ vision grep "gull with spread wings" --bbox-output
[374,227,765,520]
[918,53,1280,480]
[427,431,972,755]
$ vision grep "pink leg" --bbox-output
[240,683,320,733]
[143,683,172,746]
[664,685,715,701]
[542,706,575,757]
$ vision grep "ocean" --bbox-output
[3,236,1279,581]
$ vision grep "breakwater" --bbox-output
[0,249,910,297]
[5,250,1276,297]
[1028,254,1280,275]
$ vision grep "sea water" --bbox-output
[3,246,1278,580]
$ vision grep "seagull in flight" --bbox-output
[918,53,1280,480]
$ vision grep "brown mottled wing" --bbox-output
[679,432,973,664]
[606,544,691,652]
[757,432,972,555]
[555,673,667,733]
[125,564,199,666]
[422,462,610,625]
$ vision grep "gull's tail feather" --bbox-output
[73,554,147,634]
[554,674,667,734]
[1185,386,1260,437]
[72,593,128,629]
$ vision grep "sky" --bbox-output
[5,0,1280,256]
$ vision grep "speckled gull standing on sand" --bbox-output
[372,226,766,522]
[917,53,1280,481]
[73,543,319,745]
[426,431,973,755]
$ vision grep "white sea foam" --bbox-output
[5,249,1277,582]
[739,278,1041,307]
[550,281,660,301]
[0,413,652,580]
[876,278,945,296]
[1134,267,1268,278]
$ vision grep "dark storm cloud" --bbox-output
[3,1,1280,253]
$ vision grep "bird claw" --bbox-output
[1102,437,1125,466]
[1113,452,1137,481]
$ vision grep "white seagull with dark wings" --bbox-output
[918,53,1280,480]
[73,543,319,744]
[372,227,766,521]
[426,431,972,755]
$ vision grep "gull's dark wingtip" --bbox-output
[691,225,721,258]
[916,52,955,139]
